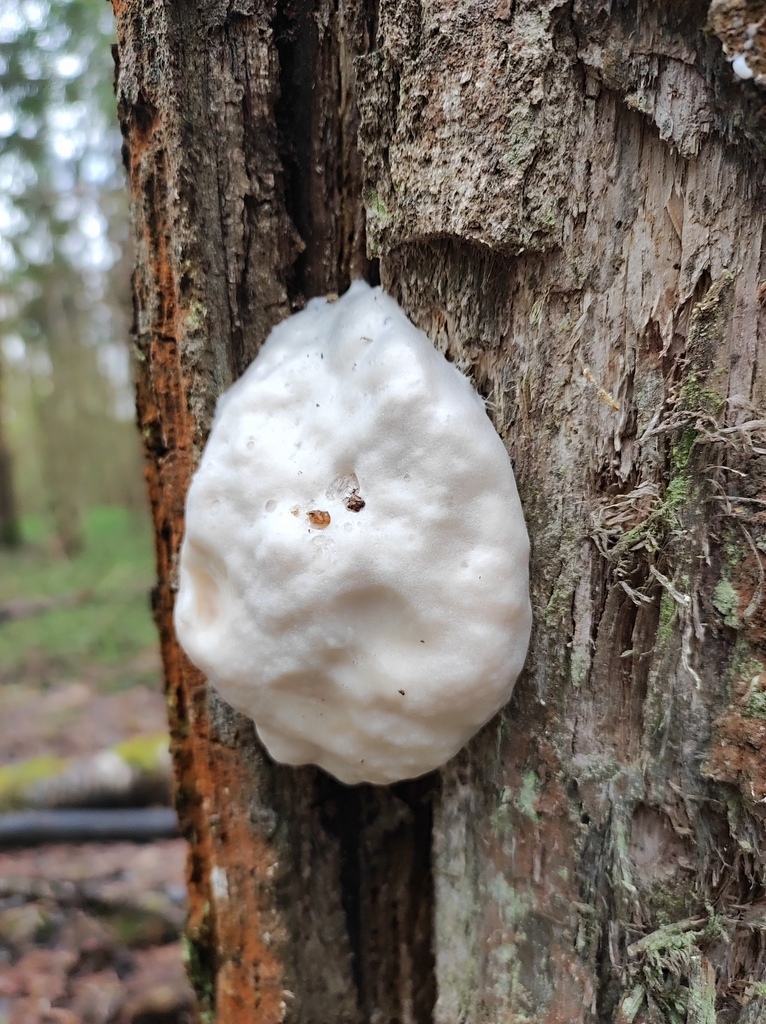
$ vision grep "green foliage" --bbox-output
[0,0,122,272]
[0,506,157,689]
[0,1,139,543]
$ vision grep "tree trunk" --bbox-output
[113,1,766,1021]
[0,366,21,548]
[35,279,92,558]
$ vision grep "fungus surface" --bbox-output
[174,281,531,785]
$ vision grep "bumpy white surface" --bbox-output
[174,282,531,785]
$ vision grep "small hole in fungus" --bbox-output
[307,510,331,529]
[246,438,255,449]
[398,690,405,695]
[265,500,277,513]
[345,492,366,512]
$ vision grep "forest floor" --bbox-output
[0,508,193,1024]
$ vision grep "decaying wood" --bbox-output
[0,808,179,847]
[113,0,766,1021]
[0,735,171,812]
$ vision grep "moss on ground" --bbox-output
[0,755,66,809]
[114,733,169,771]
[0,506,157,691]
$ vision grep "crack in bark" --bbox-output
[270,3,436,1019]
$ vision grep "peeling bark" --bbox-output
[114,0,766,1021]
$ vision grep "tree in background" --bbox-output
[0,0,142,554]
[115,1,766,1022]
[0,360,20,547]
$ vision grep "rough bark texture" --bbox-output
[114,0,766,1021]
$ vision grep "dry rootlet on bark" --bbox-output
[113,0,766,1021]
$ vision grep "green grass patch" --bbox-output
[0,506,158,691]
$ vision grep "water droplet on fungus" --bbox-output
[326,472,360,501]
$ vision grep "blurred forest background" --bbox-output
[0,6,190,1020]
[0,0,159,698]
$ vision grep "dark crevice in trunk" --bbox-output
[318,778,365,1001]
[315,774,438,1024]
[274,0,318,306]
[272,2,436,1020]
[274,0,379,304]
[390,777,437,1024]
[586,816,621,1024]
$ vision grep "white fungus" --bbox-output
[732,53,755,79]
[174,281,531,785]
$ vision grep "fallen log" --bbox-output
[0,807,179,847]
[0,733,171,811]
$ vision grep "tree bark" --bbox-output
[114,1,766,1022]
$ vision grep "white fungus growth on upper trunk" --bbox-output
[174,281,531,785]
